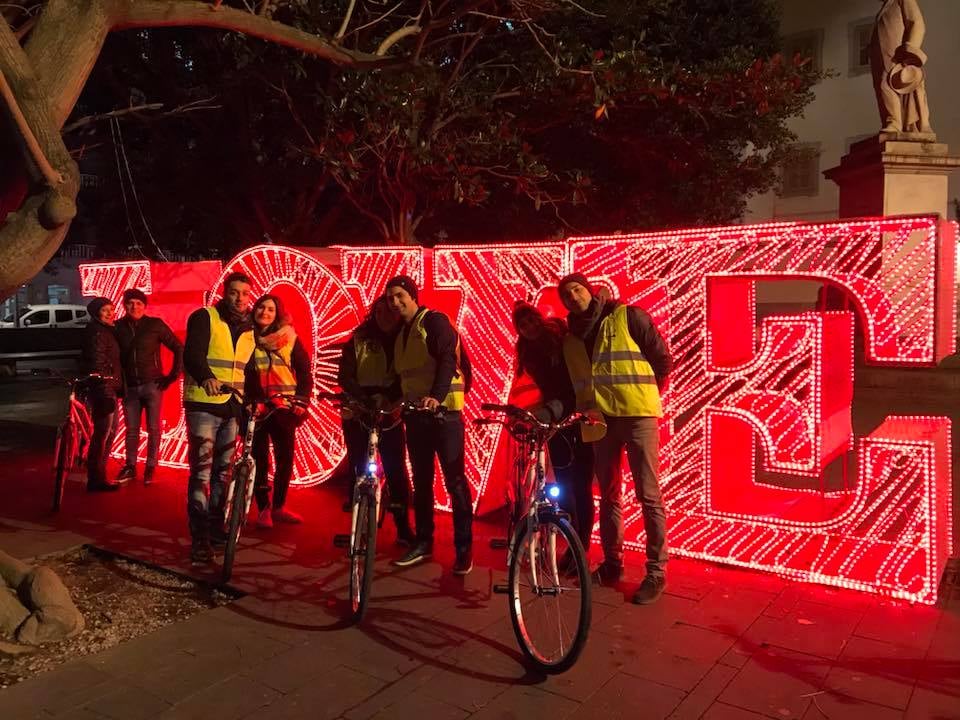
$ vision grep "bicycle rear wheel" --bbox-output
[508,514,591,673]
[52,424,71,512]
[350,490,377,622]
[221,463,250,583]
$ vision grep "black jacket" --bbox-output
[115,315,183,388]
[81,320,123,396]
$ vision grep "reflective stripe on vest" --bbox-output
[563,304,662,419]
[254,331,299,400]
[184,307,255,405]
[394,308,465,411]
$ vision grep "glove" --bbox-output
[157,377,174,391]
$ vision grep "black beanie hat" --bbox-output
[557,272,595,297]
[122,288,148,306]
[87,296,113,319]
[385,275,419,302]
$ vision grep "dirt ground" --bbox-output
[0,547,234,688]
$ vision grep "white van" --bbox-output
[0,304,91,329]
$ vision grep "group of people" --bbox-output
[82,268,672,604]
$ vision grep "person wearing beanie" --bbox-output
[335,295,414,545]
[558,274,673,605]
[511,300,595,554]
[81,297,123,492]
[385,275,475,575]
[114,288,183,486]
[182,271,256,565]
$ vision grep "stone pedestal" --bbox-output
[824,133,960,218]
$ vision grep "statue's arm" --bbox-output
[901,0,926,51]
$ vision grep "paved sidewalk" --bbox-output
[1,380,959,719]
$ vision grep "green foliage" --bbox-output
[65,0,820,253]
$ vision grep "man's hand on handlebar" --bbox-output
[418,396,441,412]
[202,377,223,396]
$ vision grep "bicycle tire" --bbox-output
[221,463,250,583]
[52,424,70,512]
[508,514,591,673]
[350,490,378,622]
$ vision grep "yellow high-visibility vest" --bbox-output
[184,307,255,405]
[394,309,465,411]
[354,336,393,389]
[253,331,299,401]
[563,304,662,424]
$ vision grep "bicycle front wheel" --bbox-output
[221,463,250,583]
[508,514,591,673]
[350,490,377,622]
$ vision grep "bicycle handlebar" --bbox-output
[32,368,114,386]
[475,403,602,434]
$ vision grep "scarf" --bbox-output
[568,294,608,340]
[257,324,296,353]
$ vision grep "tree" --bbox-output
[0,0,567,300]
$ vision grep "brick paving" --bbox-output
[1,378,959,719]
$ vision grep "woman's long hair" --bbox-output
[252,294,291,338]
[513,301,566,376]
[355,296,391,340]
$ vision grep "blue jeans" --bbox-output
[186,411,238,540]
[123,382,163,469]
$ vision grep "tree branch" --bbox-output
[114,0,401,68]
[376,25,420,56]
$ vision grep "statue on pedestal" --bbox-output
[870,0,933,135]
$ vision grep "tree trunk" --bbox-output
[0,0,396,303]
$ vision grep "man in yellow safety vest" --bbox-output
[385,275,474,575]
[559,273,672,604]
[182,272,256,565]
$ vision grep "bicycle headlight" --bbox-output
[366,461,378,474]
[548,485,561,499]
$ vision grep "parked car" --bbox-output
[0,304,91,329]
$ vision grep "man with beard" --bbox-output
[559,273,672,604]
[182,272,255,564]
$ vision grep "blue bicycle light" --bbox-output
[366,461,378,474]
[548,485,561,499]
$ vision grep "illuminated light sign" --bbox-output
[81,215,956,603]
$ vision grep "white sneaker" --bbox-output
[257,508,273,529]
[272,507,303,524]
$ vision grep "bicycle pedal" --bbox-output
[333,534,351,548]
[493,583,510,594]
[490,538,508,549]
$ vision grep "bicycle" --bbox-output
[220,387,290,583]
[320,393,436,622]
[34,368,107,511]
[476,402,601,673]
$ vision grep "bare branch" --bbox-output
[376,24,420,56]
[114,0,402,68]
[335,0,357,40]
[61,98,222,134]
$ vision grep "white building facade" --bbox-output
[747,0,960,222]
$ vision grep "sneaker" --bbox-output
[393,541,432,567]
[190,537,214,565]
[115,465,136,484]
[257,508,273,529]
[452,549,473,576]
[143,466,155,486]
[272,507,303,524]
[591,561,624,587]
[632,575,667,605]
